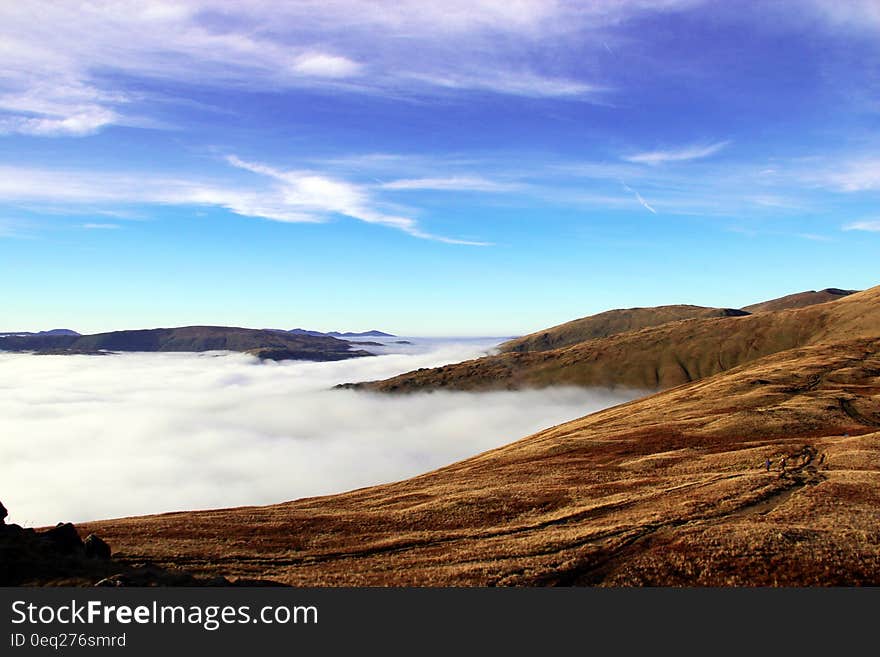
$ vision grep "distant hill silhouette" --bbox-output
[284,328,395,338]
[0,326,373,361]
[328,330,395,338]
[0,329,79,337]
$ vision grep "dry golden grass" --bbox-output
[81,337,880,586]
[742,287,856,314]
[498,305,747,354]
[349,285,880,393]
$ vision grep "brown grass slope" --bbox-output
[82,337,880,585]
[499,305,748,354]
[742,287,858,314]
[349,285,880,393]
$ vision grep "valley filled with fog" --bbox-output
[0,339,638,526]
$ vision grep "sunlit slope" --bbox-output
[84,337,880,585]
[499,305,748,354]
[742,287,857,314]
[349,285,880,392]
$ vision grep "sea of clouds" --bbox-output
[0,339,638,526]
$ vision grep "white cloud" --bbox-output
[621,181,658,214]
[0,109,118,137]
[82,223,120,230]
[8,0,875,141]
[634,190,657,213]
[0,343,638,526]
[796,233,832,242]
[0,164,326,225]
[0,161,491,244]
[0,164,268,215]
[0,1,712,137]
[843,220,880,232]
[748,195,804,210]
[226,155,492,244]
[290,53,363,78]
[624,141,731,165]
[403,70,601,98]
[381,176,519,192]
[821,158,880,192]
[802,0,880,32]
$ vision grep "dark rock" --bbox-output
[205,576,231,586]
[83,534,112,559]
[92,565,203,587]
[0,500,7,524]
[42,523,84,554]
[1,509,279,586]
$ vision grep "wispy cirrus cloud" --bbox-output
[624,141,731,165]
[0,110,120,137]
[620,181,658,214]
[796,232,833,242]
[0,164,316,224]
[82,223,120,230]
[843,220,880,232]
[820,158,880,192]
[226,156,490,245]
[802,0,880,32]
[0,1,636,138]
[401,70,600,99]
[380,176,520,192]
[2,1,877,140]
[0,159,491,245]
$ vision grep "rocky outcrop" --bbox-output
[84,534,112,560]
[0,504,282,586]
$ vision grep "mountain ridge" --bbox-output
[741,288,858,314]
[345,285,879,393]
[0,325,373,361]
[280,328,395,338]
[499,305,748,354]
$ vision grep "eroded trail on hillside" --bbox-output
[530,445,830,586]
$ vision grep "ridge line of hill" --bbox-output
[343,285,876,393]
[0,325,374,361]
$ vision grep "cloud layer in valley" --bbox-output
[0,341,639,526]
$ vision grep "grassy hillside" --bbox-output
[499,305,748,354]
[347,285,880,392]
[742,288,857,313]
[82,337,880,586]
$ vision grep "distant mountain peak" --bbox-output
[0,326,373,362]
[283,328,395,338]
[327,330,395,338]
[0,328,80,338]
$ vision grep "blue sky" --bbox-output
[1,1,879,335]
